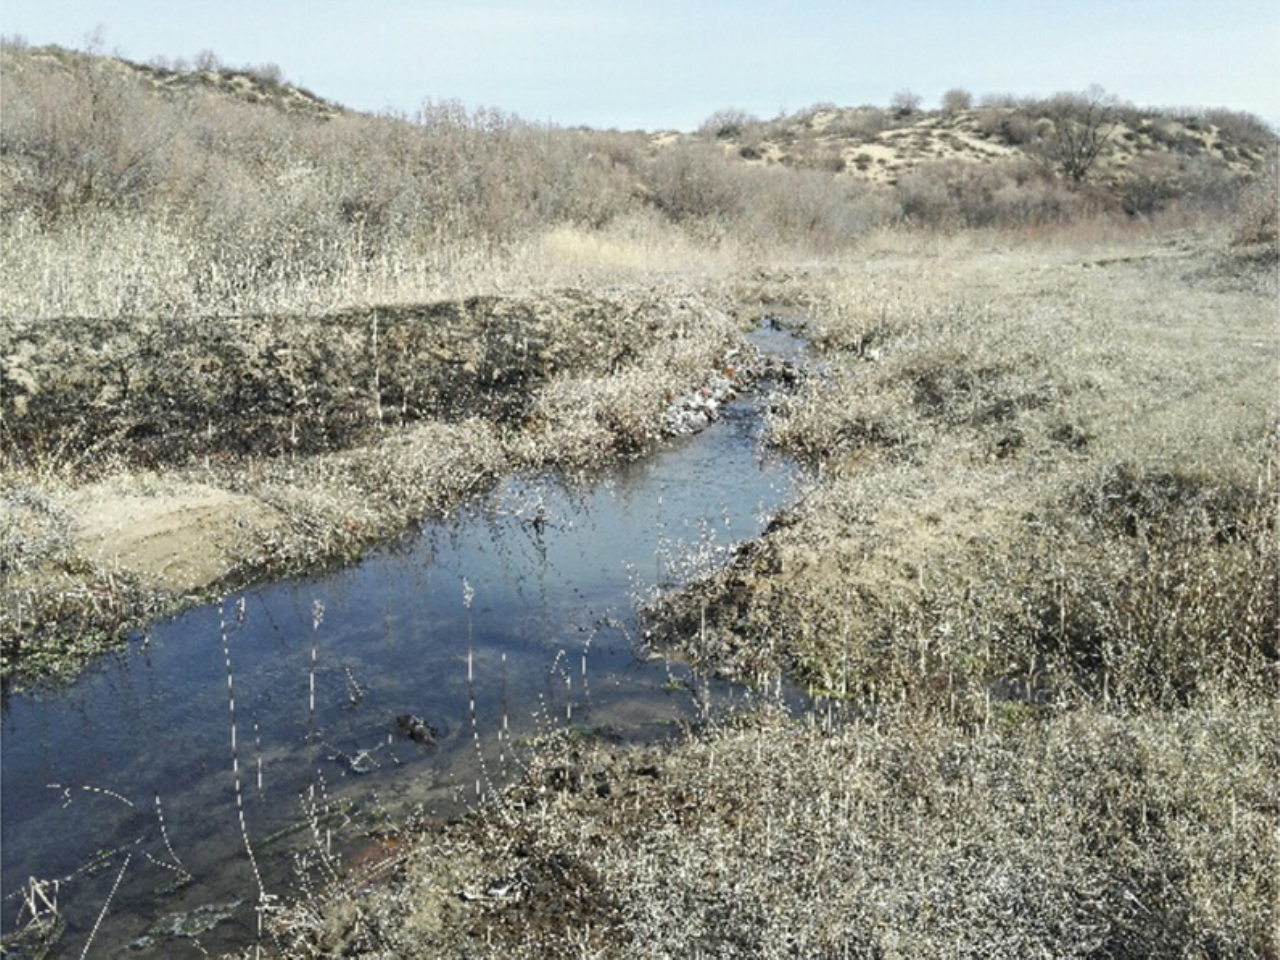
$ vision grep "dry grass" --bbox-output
[245,224,1280,959]
[658,227,1278,707]
[269,697,1276,958]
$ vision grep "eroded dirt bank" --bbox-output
[1,288,751,683]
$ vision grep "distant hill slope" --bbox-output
[684,100,1273,189]
[12,42,1273,183]
[19,42,345,121]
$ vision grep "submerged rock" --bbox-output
[129,899,241,950]
[397,714,439,746]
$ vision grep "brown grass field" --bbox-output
[1,39,1277,957]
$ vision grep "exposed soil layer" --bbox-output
[4,290,699,465]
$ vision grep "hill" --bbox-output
[693,97,1272,185]
[14,41,344,120]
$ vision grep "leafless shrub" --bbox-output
[940,87,973,114]
[822,106,893,141]
[974,105,1039,146]
[0,43,181,219]
[891,89,923,116]
[1231,154,1279,258]
[243,61,284,86]
[1118,153,1244,218]
[745,167,892,247]
[577,128,647,173]
[0,43,647,313]
[1203,108,1277,155]
[1141,117,1207,155]
[698,107,759,140]
[1118,153,1199,217]
[193,48,221,72]
[895,159,1086,228]
[641,142,746,224]
[975,92,1015,108]
[1034,86,1121,182]
[639,145,892,248]
[790,101,838,128]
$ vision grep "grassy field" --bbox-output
[2,39,1277,957]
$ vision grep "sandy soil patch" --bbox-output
[66,479,285,594]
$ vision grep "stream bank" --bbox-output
[2,288,768,686]
[1,322,809,958]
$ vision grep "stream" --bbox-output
[1,325,806,958]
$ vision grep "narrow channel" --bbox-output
[0,324,805,958]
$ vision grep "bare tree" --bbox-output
[194,48,221,72]
[1039,85,1118,182]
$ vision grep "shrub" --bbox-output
[825,107,892,140]
[1231,155,1279,257]
[1118,153,1197,217]
[0,44,181,219]
[895,159,1083,228]
[740,166,888,249]
[698,107,759,140]
[1143,118,1205,155]
[975,106,1038,146]
[1036,86,1121,182]
[972,92,1024,108]
[791,101,839,128]
[244,61,284,85]
[193,48,221,71]
[642,142,745,224]
[940,87,973,114]
[890,89,923,116]
[1203,108,1277,155]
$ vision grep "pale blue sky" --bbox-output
[3,1,1278,130]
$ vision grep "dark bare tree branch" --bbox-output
[1039,85,1118,183]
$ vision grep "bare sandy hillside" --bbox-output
[688,99,1273,190]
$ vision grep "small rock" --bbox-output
[397,714,438,746]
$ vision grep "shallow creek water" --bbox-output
[1,326,806,957]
